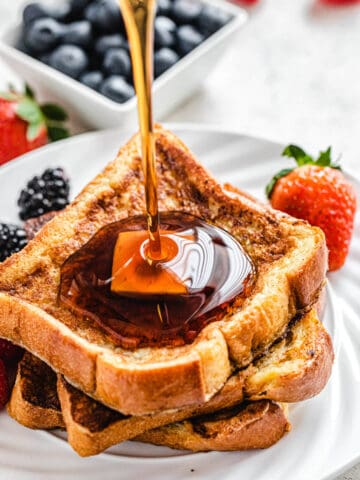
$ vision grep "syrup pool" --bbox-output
[59,212,255,349]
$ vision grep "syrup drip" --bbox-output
[59,212,255,349]
[119,0,161,260]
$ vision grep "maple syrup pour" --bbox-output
[59,212,255,349]
[119,0,161,260]
[59,1,256,348]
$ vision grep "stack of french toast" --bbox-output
[0,126,333,456]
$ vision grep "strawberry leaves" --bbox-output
[282,145,313,166]
[16,97,44,141]
[25,84,35,99]
[282,145,306,161]
[0,92,18,101]
[0,83,70,143]
[40,102,69,141]
[282,144,340,169]
[265,168,293,199]
[266,144,340,198]
[41,103,68,122]
[316,147,332,166]
[47,126,69,141]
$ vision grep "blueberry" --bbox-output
[198,5,232,36]
[102,48,131,76]
[154,47,179,77]
[68,0,93,19]
[171,0,202,25]
[22,3,48,25]
[80,71,104,91]
[176,25,204,55]
[46,3,72,22]
[49,45,89,79]
[156,0,172,16]
[62,21,92,48]
[100,76,134,103]
[95,34,126,57]
[155,16,176,49]
[39,52,51,65]
[85,0,123,33]
[24,18,64,54]
[16,36,32,55]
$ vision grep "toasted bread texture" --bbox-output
[8,308,333,456]
[7,353,64,430]
[136,401,290,451]
[0,126,327,415]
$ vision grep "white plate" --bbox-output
[0,125,359,480]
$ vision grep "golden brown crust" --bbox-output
[56,307,333,456]
[0,126,328,415]
[285,226,328,309]
[7,381,64,430]
[94,326,231,414]
[24,211,59,240]
[135,401,290,451]
[245,309,334,402]
[58,378,289,454]
[7,352,64,430]
[57,371,248,457]
[8,307,333,456]
[315,284,327,320]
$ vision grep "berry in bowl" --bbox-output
[0,0,247,129]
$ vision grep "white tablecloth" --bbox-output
[1,0,360,478]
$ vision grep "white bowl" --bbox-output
[0,0,247,129]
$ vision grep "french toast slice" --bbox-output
[135,401,290,452]
[8,353,64,430]
[8,308,333,456]
[7,355,289,453]
[0,126,327,415]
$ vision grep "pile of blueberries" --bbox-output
[19,0,232,104]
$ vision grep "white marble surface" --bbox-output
[1,0,360,478]
[167,0,360,174]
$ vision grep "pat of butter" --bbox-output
[111,230,187,296]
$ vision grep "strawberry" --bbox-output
[0,339,23,365]
[0,359,9,409]
[232,0,259,5]
[0,84,69,166]
[266,145,357,271]
[320,0,360,5]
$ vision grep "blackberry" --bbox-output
[0,224,28,262]
[18,167,70,221]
